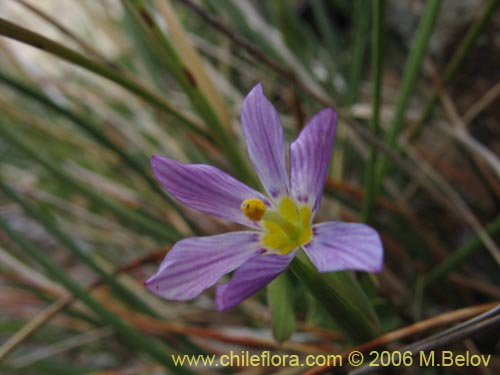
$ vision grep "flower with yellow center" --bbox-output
[241,197,312,255]
[146,84,383,311]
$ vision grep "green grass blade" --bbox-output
[361,0,384,223]
[0,17,207,137]
[290,252,381,343]
[0,72,176,208]
[374,0,441,194]
[0,217,193,374]
[347,0,370,105]
[122,0,254,183]
[0,180,158,317]
[311,0,343,59]
[409,0,500,141]
[0,118,179,242]
[0,71,200,235]
[424,215,500,287]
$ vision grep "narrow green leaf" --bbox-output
[347,0,370,105]
[374,0,441,194]
[0,180,158,317]
[0,71,178,210]
[409,0,500,141]
[207,0,281,62]
[311,0,342,58]
[0,118,178,242]
[290,252,381,343]
[270,0,314,66]
[0,217,193,374]
[267,271,296,343]
[361,0,384,223]
[0,17,207,137]
[424,215,500,287]
[122,0,255,183]
[0,71,200,235]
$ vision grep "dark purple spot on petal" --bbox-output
[297,194,309,203]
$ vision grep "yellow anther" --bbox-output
[241,198,267,221]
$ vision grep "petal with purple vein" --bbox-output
[215,251,295,310]
[145,231,262,300]
[290,109,337,212]
[303,222,383,273]
[151,155,268,228]
[241,83,289,200]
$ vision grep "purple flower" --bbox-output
[146,84,383,311]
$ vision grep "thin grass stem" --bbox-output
[0,17,207,137]
[409,0,500,141]
[373,0,441,195]
[0,181,158,317]
[361,0,384,223]
[0,118,179,242]
[0,217,193,374]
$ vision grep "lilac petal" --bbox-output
[303,222,383,273]
[215,251,295,311]
[241,83,289,200]
[145,231,262,300]
[290,109,337,211]
[151,155,268,228]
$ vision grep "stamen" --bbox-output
[241,198,267,221]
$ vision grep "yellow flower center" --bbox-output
[241,197,312,254]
